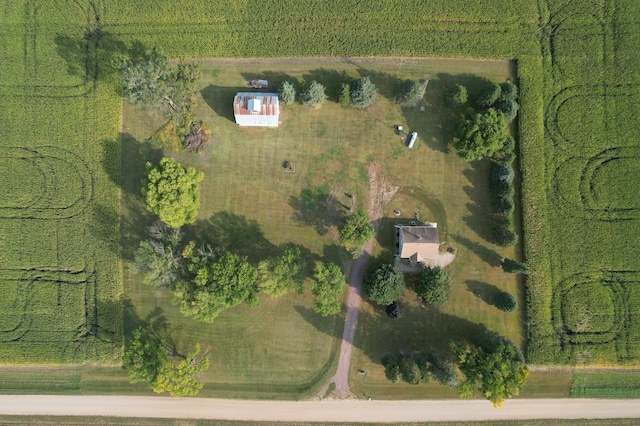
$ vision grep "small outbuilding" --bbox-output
[233,92,280,127]
[395,222,440,264]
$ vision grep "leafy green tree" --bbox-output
[477,82,501,107]
[142,157,204,228]
[278,81,296,106]
[338,83,351,107]
[415,266,452,307]
[123,327,166,384]
[452,339,529,407]
[499,80,518,102]
[399,355,423,385]
[427,352,458,387]
[495,291,518,312]
[301,80,327,107]
[152,343,210,397]
[455,109,508,161]
[350,76,377,109]
[311,262,346,316]
[174,251,260,323]
[123,328,210,397]
[492,135,516,165]
[259,245,307,297]
[396,79,422,108]
[501,258,528,274]
[381,354,402,383]
[364,264,405,305]
[338,211,374,256]
[447,84,468,107]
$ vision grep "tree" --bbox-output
[118,48,173,108]
[381,354,402,383]
[446,84,468,107]
[338,211,374,256]
[492,179,515,198]
[491,164,515,184]
[499,80,518,102]
[477,82,501,107]
[259,245,307,297]
[396,79,422,108]
[399,355,423,385]
[496,99,519,123]
[501,258,528,274]
[311,262,346,316]
[350,76,377,109]
[492,196,514,216]
[364,264,405,305]
[495,291,518,312]
[492,135,516,166]
[493,226,518,247]
[278,81,296,106]
[174,251,260,322]
[123,327,165,385]
[123,328,210,397]
[134,221,184,288]
[152,343,210,397]
[455,109,508,161]
[142,157,204,228]
[385,301,404,319]
[452,339,529,407]
[415,266,452,307]
[301,80,326,107]
[338,83,351,107]
[427,352,458,387]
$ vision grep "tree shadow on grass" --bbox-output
[289,186,345,236]
[294,306,345,340]
[104,134,163,261]
[200,85,243,123]
[355,68,404,101]
[450,233,502,267]
[465,280,502,308]
[189,211,277,264]
[123,298,184,358]
[461,160,494,243]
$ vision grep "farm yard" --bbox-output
[0,0,638,402]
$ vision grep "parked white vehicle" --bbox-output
[407,131,418,148]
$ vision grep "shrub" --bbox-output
[338,83,351,107]
[381,354,402,383]
[491,165,515,184]
[278,81,296,106]
[499,80,519,102]
[415,266,452,307]
[447,84,468,107]
[396,79,422,108]
[492,196,515,216]
[496,291,518,312]
[477,82,501,107]
[399,356,422,385]
[386,301,404,319]
[301,80,326,107]
[350,76,377,109]
[364,264,405,305]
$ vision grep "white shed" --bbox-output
[233,92,279,127]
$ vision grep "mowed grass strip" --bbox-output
[571,371,640,398]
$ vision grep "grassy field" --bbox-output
[571,371,640,398]
[0,0,639,401]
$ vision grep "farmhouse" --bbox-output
[395,223,440,264]
[233,92,280,127]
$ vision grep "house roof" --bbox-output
[233,92,279,117]
[397,224,440,261]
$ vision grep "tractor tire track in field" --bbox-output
[327,163,397,398]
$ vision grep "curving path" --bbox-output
[327,164,397,398]
[1,396,640,422]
